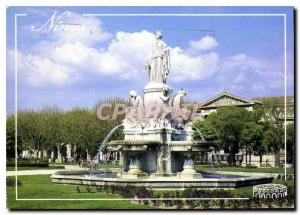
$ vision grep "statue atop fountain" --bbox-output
[145,30,170,84]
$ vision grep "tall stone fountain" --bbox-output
[103,30,210,179]
[51,31,273,189]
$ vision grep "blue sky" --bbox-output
[6,6,294,113]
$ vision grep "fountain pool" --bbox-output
[52,169,273,190]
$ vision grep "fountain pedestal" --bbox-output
[120,155,147,178]
[178,157,202,179]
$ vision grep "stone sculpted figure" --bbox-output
[172,89,190,126]
[145,30,170,83]
[158,87,173,126]
[159,86,172,105]
[173,88,186,112]
[124,90,144,128]
[129,90,144,115]
[207,147,219,166]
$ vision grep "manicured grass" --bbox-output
[153,178,294,199]
[229,179,295,197]
[195,166,294,174]
[6,166,65,171]
[7,174,294,209]
[7,175,152,209]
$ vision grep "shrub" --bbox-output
[245,164,257,168]
[175,200,184,209]
[7,158,49,167]
[96,185,103,192]
[219,200,225,209]
[202,200,210,209]
[6,178,22,187]
[86,186,94,193]
[162,192,171,207]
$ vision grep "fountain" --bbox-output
[51,30,273,189]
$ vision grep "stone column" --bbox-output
[38,150,42,159]
[72,144,77,161]
[155,144,172,175]
[119,151,124,166]
[57,144,62,163]
[50,150,54,162]
[86,149,91,161]
[155,129,172,175]
[66,144,72,162]
[98,151,102,161]
[43,150,48,159]
[179,154,201,179]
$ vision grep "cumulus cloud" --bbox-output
[217,53,286,95]
[222,54,282,79]
[15,51,71,86]
[171,47,219,81]
[189,36,218,51]
[15,26,221,87]
[13,12,285,97]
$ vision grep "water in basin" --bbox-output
[82,171,246,179]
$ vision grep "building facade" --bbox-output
[194,91,294,167]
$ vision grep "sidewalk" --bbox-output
[6,169,61,176]
[6,165,86,176]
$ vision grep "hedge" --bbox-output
[6,158,49,167]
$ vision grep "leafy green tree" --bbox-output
[286,123,294,164]
[16,110,48,158]
[6,114,20,158]
[205,106,250,165]
[42,107,65,156]
[241,121,264,165]
[193,120,217,145]
[262,124,283,167]
[260,97,286,166]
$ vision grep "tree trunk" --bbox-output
[245,146,248,164]
[274,151,280,167]
[36,149,40,159]
[249,151,252,165]
[228,152,236,166]
[259,155,263,165]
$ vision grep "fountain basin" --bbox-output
[51,170,273,190]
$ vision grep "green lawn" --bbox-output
[195,166,294,174]
[7,175,152,209]
[153,178,294,199]
[7,174,294,209]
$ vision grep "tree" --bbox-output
[6,114,20,158]
[205,106,250,165]
[193,120,217,145]
[16,110,48,158]
[286,123,294,164]
[260,97,285,167]
[42,106,65,157]
[5,98,140,162]
[241,121,264,165]
[262,124,283,167]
